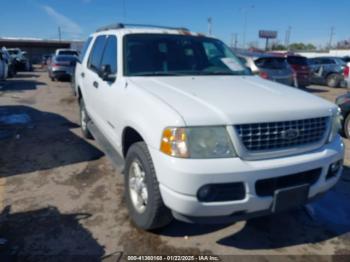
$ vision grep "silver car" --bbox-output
[238,53,294,86]
[48,55,78,81]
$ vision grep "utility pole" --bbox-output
[234,33,238,49]
[58,26,62,41]
[231,33,238,49]
[207,17,212,36]
[328,26,335,50]
[285,26,292,50]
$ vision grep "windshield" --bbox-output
[255,57,289,70]
[124,34,250,76]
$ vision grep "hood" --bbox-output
[130,75,336,126]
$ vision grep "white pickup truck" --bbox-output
[74,23,344,230]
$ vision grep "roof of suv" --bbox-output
[92,23,207,38]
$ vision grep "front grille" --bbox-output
[255,168,321,197]
[235,117,328,151]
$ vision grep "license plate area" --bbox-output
[272,184,310,213]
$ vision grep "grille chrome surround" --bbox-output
[235,117,329,152]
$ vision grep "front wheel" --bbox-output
[79,99,93,139]
[125,142,173,230]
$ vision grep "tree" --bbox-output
[288,42,316,51]
[271,43,287,50]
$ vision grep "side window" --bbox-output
[88,35,107,72]
[100,36,117,74]
[320,58,335,65]
[78,37,92,63]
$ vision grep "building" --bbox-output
[0,37,84,64]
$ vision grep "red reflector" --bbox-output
[344,66,349,78]
[259,71,269,79]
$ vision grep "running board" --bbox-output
[87,121,125,173]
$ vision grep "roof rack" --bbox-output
[96,23,189,32]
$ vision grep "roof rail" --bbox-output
[96,23,189,32]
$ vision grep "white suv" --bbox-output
[75,23,344,230]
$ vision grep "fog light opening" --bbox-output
[326,160,343,180]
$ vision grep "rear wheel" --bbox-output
[326,73,341,88]
[125,142,173,230]
[79,99,93,139]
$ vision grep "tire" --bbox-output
[79,98,93,139]
[125,142,173,230]
[326,73,341,88]
[343,114,350,139]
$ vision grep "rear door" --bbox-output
[308,58,323,83]
[83,35,107,128]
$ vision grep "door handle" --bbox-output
[93,81,99,88]
[81,72,85,78]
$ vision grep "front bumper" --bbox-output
[149,136,344,221]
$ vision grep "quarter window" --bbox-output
[88,35,107,72]
[100,36,117,74]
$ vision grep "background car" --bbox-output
[308,56,348,88]
[238,53,294,86]
[7,48,32,72]
[48,55,78,81]
[286,55,311,87]
[2,47,16,77]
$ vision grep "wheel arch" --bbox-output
[122,126,146,157]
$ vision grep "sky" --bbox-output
[0,0,349,48]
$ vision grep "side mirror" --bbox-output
[100,64,116,82]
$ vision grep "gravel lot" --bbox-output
[0,70,349,261]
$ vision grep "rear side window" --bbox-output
[88,35,107,72]
[319,58,335,64]
[79,37,92,63]
[255,57,288,69]
[287,56,308,65]
[100,36,117,74]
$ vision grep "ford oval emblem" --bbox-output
[281,129,299,141]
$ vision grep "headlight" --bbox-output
[160,126,237,158]
[328,109,342,143]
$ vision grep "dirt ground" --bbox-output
[0,69,349,261]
